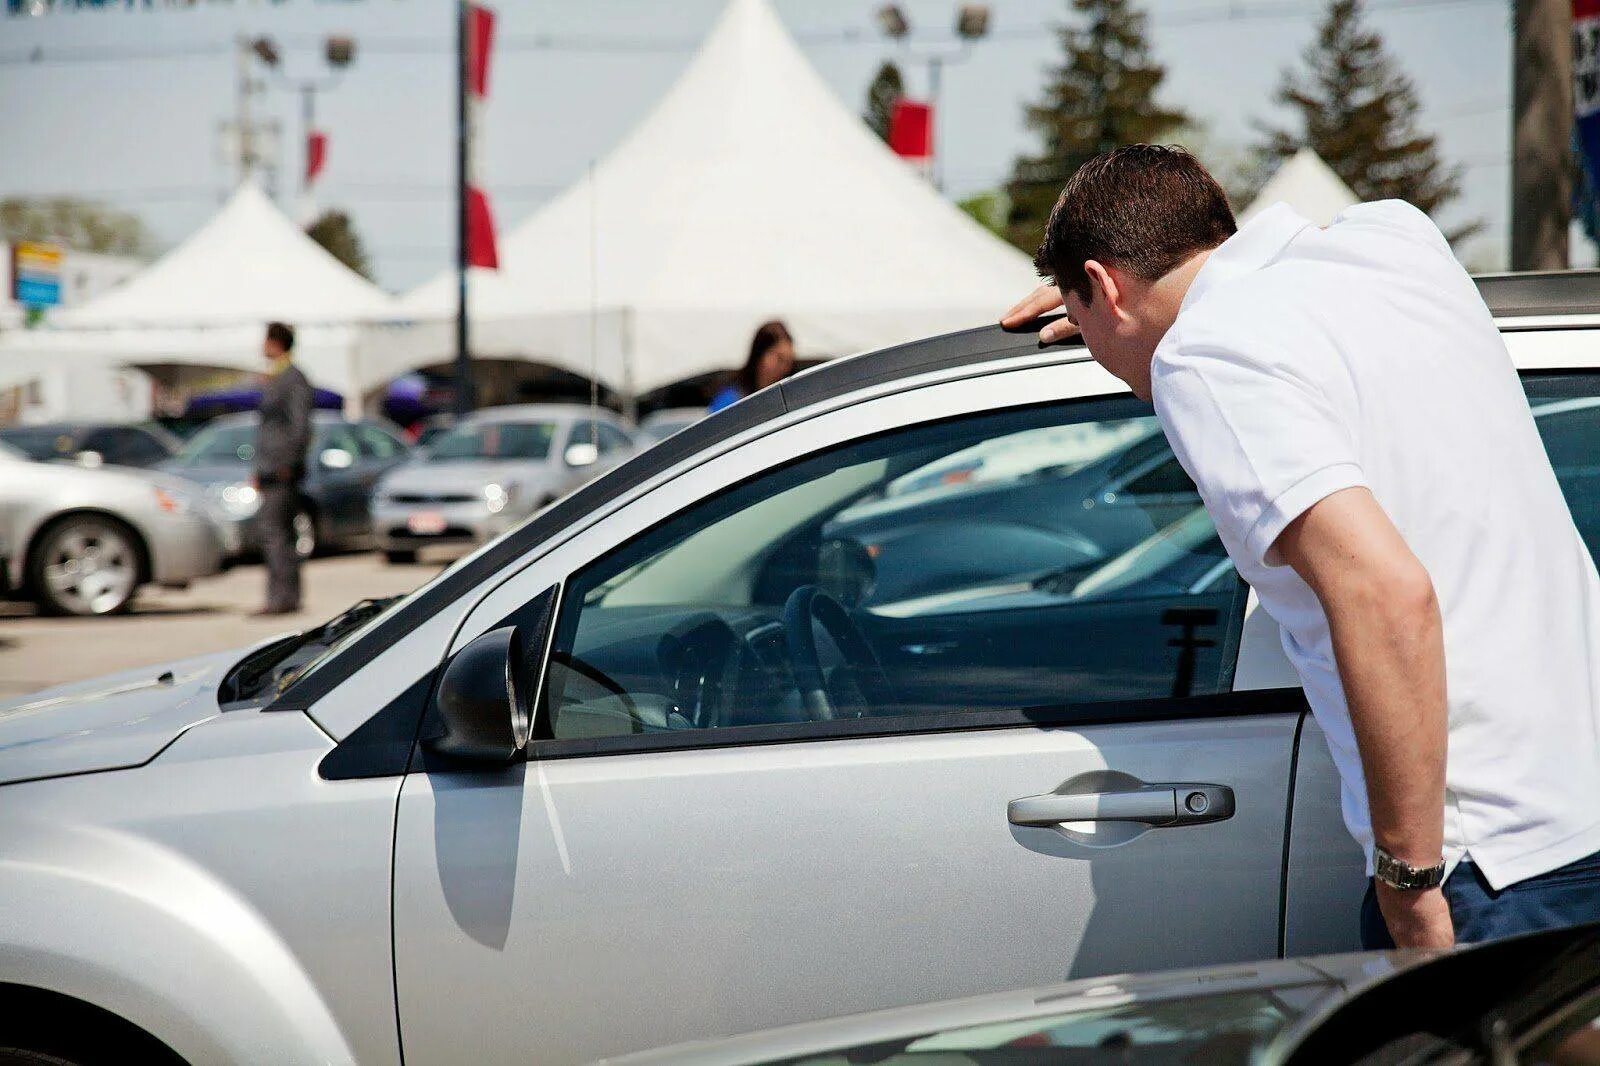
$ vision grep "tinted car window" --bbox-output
[175,423,256,465]
[0,426,80,461]
[118,428,174,464]
[428,422,555,461]
[1527,376,1600,564]
[541,398,1247,743]
[356,424,406,460]
[596,422,632,454]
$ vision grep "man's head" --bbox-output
[1034,144,1236,399]
[264,321,295,364]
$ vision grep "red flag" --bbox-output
[305,130,328,185]
[889,100,934,161]
[466,184,499,269]
[468,4,495,99]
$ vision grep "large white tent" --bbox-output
[373,0,1037,400]
[0,182,395,408]
[1241,147,1360,227]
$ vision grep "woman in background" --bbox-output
[709,320,795,413]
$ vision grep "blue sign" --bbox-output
[12,241,62,308]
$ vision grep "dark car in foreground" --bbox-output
[608,923,1600,1066]
[159,411,410,558]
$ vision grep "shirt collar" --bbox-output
[1180,202,1314,314]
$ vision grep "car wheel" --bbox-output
[293,508,318,560]
[28,515,142,617]
[383,549,418,565]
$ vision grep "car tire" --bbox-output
[384,549,418,565]
[27,514,144,617]
[293,507,318,560]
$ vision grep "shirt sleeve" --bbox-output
[1153,341,1367,568]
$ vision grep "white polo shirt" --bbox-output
[1152,201,1600,890]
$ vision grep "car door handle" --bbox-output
[1007,783,1234,828]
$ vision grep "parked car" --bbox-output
[160,411,410,559]
[636,406,705,444]
[609,922,1600,1065]
[0,439,225,616]
[0,421,182,469]
[0,273,1598,1064]
[372,404,635,564]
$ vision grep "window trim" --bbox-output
[527,686,1307,761]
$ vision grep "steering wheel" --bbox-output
[782,586,897,721]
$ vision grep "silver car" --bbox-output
[0,440,226,616]
[0,273,1594,1064]
[371,404,634,563]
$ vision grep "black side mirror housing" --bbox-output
[426,626,531,763]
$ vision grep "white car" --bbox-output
[0,273,1596,1063]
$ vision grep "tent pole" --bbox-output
[621,306,637,424]
[453,0,474,417]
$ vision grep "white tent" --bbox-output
[0,183,395,408]
[1241,147,1360,228]
[377,0,1037,400]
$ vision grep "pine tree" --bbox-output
[863,61,905,142]
[1005,0,1188,255]
[306,209,373,280]
[1258,0,1477,241]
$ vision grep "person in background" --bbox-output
[709,319,796,413]
[252,321,314,617]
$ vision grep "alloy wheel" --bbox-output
[35,518,139,616]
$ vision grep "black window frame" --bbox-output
[528,395,1260,760]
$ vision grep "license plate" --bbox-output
[407,511,448,535]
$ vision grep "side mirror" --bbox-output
[75,450,104,468]
[426,626,533,763]
[564,441,599,468]
[320,447,354,470]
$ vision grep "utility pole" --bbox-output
[454,0,474,417]
[1511,0,1573,271]
[226,36,280,194]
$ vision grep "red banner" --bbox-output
[305,130,328,185]
[468,4,495,99]
[889,99,934,161]
[466,185,499,269]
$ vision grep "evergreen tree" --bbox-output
[1005,0,1188,255]
[1258,0,1477,241]
[863,60,905,142]
[306,209,372,280]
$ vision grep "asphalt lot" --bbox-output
[0,551,449,700]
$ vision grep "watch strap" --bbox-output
[1374,846,1446,891]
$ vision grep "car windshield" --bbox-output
[0,427,79,461]
[176,423,257,465]
[425,422,555,461]
[773,989,1315,1065]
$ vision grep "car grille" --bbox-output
[389,492,478,504]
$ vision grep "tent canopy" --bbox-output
[384,0,1037,397]
[1241,148,1360,228]
[0,183,394,401]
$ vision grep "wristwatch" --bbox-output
[1374,845,1447,891]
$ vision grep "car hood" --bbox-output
[0,648,242,786]
[382,459,549,493]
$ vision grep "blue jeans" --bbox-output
[1361,848,1600,949]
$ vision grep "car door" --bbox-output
[390,362,1303,1066]
[311,424,368,541]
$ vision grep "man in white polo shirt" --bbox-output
[1003,144,1600,949]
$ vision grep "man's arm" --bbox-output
[1274,486,1453,948]
[286,371,313,476]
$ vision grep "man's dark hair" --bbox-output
[265,321,295,353]
[1034,144,1237,303]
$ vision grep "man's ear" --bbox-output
[1083,260,1127,321]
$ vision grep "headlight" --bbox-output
[218,482,261,519]
[483,482,512,514]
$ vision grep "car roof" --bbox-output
[465,403,624,425]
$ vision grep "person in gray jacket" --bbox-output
[252,321,313,616]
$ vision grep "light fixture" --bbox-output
[325,36,356,68]
[955,4,991,40]
[251,36,281,68]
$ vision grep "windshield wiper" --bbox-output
[222,596,400,703]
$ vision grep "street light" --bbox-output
[877,4,991,191]
[257,36,358,195]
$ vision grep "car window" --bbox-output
[1528,376,1600,565]
[356,424,406,460]
[595,422,632,454]
[539,398,1247,743]
[175,423,256,465]
[317,424,362,467]
[427,422,555,461]
[120,428,173,464]
[0,426,79,461]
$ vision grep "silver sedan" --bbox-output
[0,441,227,616]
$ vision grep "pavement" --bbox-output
[0,551,449,700]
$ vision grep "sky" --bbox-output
[0,0,1521,292]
